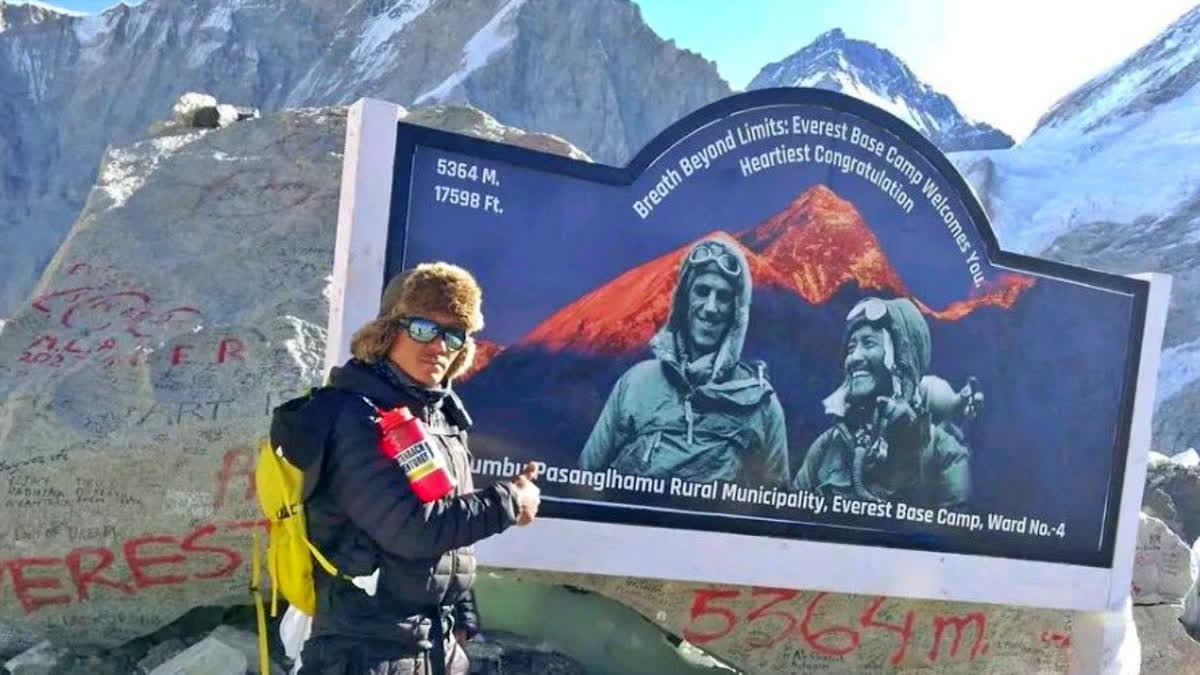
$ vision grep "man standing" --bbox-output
[793,296,973,508]
[272,262,540,675]
[579,235,789,486]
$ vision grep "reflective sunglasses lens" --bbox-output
[443,330,466,351]
[407,319,440,343]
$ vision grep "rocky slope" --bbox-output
[0,1,75,32]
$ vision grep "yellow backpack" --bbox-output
[249,388,358,673]
[254,435,341,617]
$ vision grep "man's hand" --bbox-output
[509,461,541,526]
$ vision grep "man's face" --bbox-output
[687,270,734,353]
[387,310,466,387]
[844,324,890,400]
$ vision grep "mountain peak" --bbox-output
[1030,5,1200,141]
[738,185,908,304]
[519,184,1034,358]
[0,0,77,32]
[748,30,1013,153]
[813,27,846,43]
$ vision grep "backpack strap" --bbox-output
[305,539,340,578]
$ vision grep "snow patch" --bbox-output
[964,82,1200,255]
[186,40,222,69]
[199,3,232,30]
[73,11,112,45]
[1172,448,1200,467]
[350,0,433,80]
[98,131,206,209]
[13,1,84,17]
[280,316,326,385]
[415,0,526,104]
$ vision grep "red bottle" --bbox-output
[376,406,456,503]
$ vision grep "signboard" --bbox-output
[326,91,1169,612]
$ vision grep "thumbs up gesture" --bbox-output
[509,461,541,526]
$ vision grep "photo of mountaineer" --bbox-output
[578,235,790,486]
[793,296,981,509]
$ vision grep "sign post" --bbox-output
[328,90,1169,615]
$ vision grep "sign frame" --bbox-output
[326,93,1170,612]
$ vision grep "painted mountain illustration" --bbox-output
[515,184,1034,358]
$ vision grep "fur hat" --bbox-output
[350,262,484,382]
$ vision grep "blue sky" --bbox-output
[39,0,1198,140]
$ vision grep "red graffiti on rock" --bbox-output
[16,262,254,371]
[683,586,1001,665]
[0,520,266,614]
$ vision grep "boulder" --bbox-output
[464,630,586,674]
[1180,536,1200,639]
[1133,604,1200,673]
[145,635,246,675]
[1132,513,1198,604]
[3,640,71,675]
[1142,458,1200,545]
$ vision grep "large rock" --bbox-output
[1180,536,1200,639]
[1143,459,1200,545]
[0,100,584,647]
[1132,513,1198,605]
[1134,604,1200,673]
[145,635,246,675]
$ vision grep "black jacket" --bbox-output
[270,358,519,649]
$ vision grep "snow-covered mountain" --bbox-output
[0,0,732,317]
[0,1,76,33]
[748,28,1014,152]
[948,4,1200,455]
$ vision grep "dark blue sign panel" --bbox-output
[385,89,1148,569]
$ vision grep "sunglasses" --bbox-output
[398,317,467,351]
[846,297,888,322]
[688,241,741,276]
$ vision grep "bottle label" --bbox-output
[394,439,439,479]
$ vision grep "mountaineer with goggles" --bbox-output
[580,235,790,487]
[793,295,976,509]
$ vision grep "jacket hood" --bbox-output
[649,234,753,385]
[823,296,932,417]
